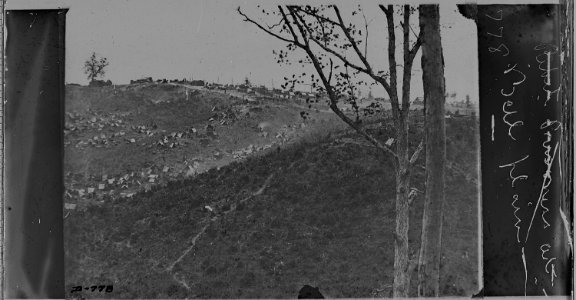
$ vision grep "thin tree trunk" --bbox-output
[417,5,446,297]
[237,6,423,298]
[393,120,411,298]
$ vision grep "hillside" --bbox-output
[64,84,479,299]
[64,83,346,207]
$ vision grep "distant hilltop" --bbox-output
[66,78,478,112]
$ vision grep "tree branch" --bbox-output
[408,20,419,41]
[409,32,422,62]
[291,6,340,27]
[329,102,399,164]
[343,64,361,122]
[380,5,401,122]
[328,58,334,84]
[401,5,412,113]
[284,6,309,46]
[309,37,394,98]
[296,22,398,166]
[362,11,369,59]
[289,6,315,38]
[308,38,369,74]
[293,5,395,98]
[333,6,374,75]
[314,12,329,47]
[290,5,396,116]
[240,4,400,167]
[267,18,285,30]
[401,5,422,113]
[278,5,304,48]
[401,8,422,64]
[409,138,424,166]
[238,7,302,46]
[379,5,391,15]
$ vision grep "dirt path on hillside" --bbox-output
[163,171,277,290]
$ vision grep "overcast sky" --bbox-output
[6,0,485,101]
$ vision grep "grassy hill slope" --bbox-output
[65,116,479,298]
[64,84,346,207]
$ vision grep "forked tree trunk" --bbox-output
[237,5,422,298]
[393,118,411,298]
[418,5,446,297]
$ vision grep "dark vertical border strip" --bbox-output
[559,0,574,293]
[478,4,570,296]
[4,9,67,298]
[1,0,5,298]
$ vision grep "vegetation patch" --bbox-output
[65,116,478,298]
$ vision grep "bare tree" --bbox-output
[83,52,109,83]
[418,5,446,297]
[238,5,423,297]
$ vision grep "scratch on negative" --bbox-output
[525,143,558,242]
[559,208,573,252]
[522,247,528,297]
[558,134,563,181]
[491,114,495,141]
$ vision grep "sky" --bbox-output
[6,0,484,101]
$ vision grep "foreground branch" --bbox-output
[409,138,424,166]
[380,5,401,120]
[238,7,301,46]
[328,102,399,163]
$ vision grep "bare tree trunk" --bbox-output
[238,6,424,298]
[393,118,411,298]
[417,5,446,297]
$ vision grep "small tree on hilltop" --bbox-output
[83,52,109,83]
